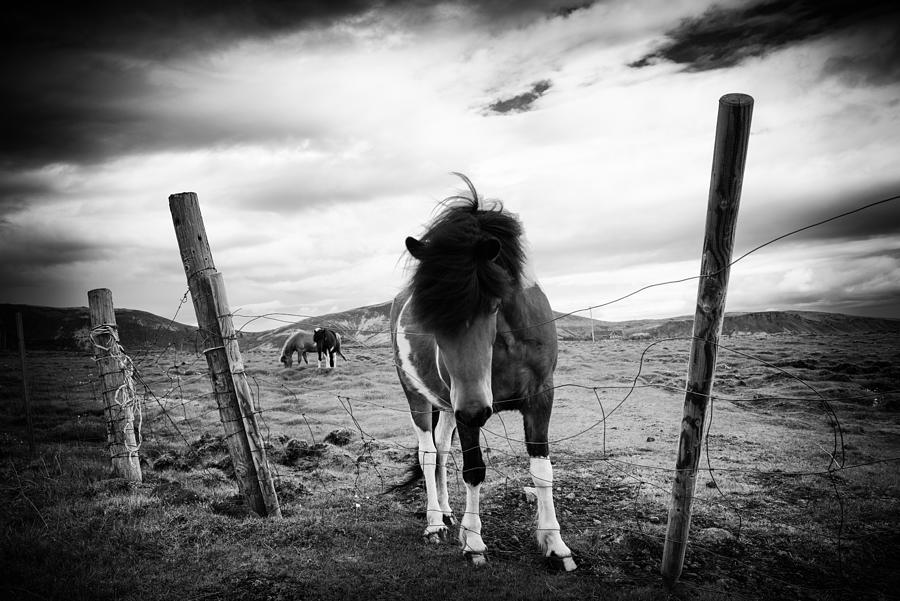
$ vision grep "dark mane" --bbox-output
[406,174,525,336]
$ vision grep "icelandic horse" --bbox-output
[279,329,317,367]
[313,327,347,369]
[390,174,575,570]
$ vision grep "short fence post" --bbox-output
[661,93,753,585]
[88,288,143,482]
[169,192,280,517]
[16,312,36,455]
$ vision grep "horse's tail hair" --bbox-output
[383,459,423,494]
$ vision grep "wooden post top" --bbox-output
[169,192,216,278]
[88,288,117,328]
[720,93,754,106]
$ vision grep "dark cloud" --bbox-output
[0,1,585,169]
[0,173,57,214]
[0,1,386,59]
[822,35,900,87]
[0,48,329,169]
[0,223,110,268]
[629,0,900,75]
[1,0,589,59]
[486,80,553,114]
[0,1,384,170]
[736,183,900,250]
[552,2,595,19]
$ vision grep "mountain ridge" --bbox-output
[2,302,898,352]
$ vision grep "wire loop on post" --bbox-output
[90,323,142,459]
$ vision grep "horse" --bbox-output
[389,174,576,571]
[279,329,317,367]
[313,327,347,369]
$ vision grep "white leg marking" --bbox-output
[530,457,576,571]
[434,411,456,521]
[414,420,450,542]
[459,482,486,562]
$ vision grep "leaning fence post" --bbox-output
[208,272,281,516]
[88,288,143,482]
[169,192,280,517]
[661,93,753,585]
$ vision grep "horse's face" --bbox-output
[280,354,292,368]
[433,304,499,429]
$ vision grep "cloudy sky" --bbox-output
[2,0,899,330]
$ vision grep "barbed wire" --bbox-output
[5,190,897,598]
[89,323,142,460]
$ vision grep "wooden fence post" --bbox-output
[208,272,281,516]
[661,93,753,585]
[88,288,143,482]
[16,313,36,455]
[169,192,280,517]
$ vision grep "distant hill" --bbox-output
[3,302,898,352]
[249,305,900,350]
[554,310,900,340]
[242,302,394,351]
[0,304,199,352]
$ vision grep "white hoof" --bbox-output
[423,526,451,544]
[548,553,577,572]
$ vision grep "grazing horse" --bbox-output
[313,328,347,369]
[390,174,575,570]
[279,329,316,367]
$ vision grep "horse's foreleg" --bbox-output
[529,457,576,570]
[328,349,335,368]
[434,410,456,527]
[457,422,487,565]
[525,407,577,571]
[414,417,451,543]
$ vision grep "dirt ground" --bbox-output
[1,333,898,600]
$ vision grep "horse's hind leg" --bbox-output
[524,396,577,571]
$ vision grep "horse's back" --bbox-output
[291,329,317,351]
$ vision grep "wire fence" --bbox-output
[3,192,899,597]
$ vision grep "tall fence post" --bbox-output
[169,192,281,517]
[661,93,753,585]
[16,312,36,455]
[88,288,143,482]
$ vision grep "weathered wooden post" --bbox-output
[169,192,280,517]
[88,288,143,482]
[208,272,281,515]
[16,312,36,455]
[661,93,753,585]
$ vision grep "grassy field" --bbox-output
[1,333,898,600]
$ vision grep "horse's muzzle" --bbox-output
[455,405,492,429]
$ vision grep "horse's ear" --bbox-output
[406,236,424,259]
[475,237,501,263]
